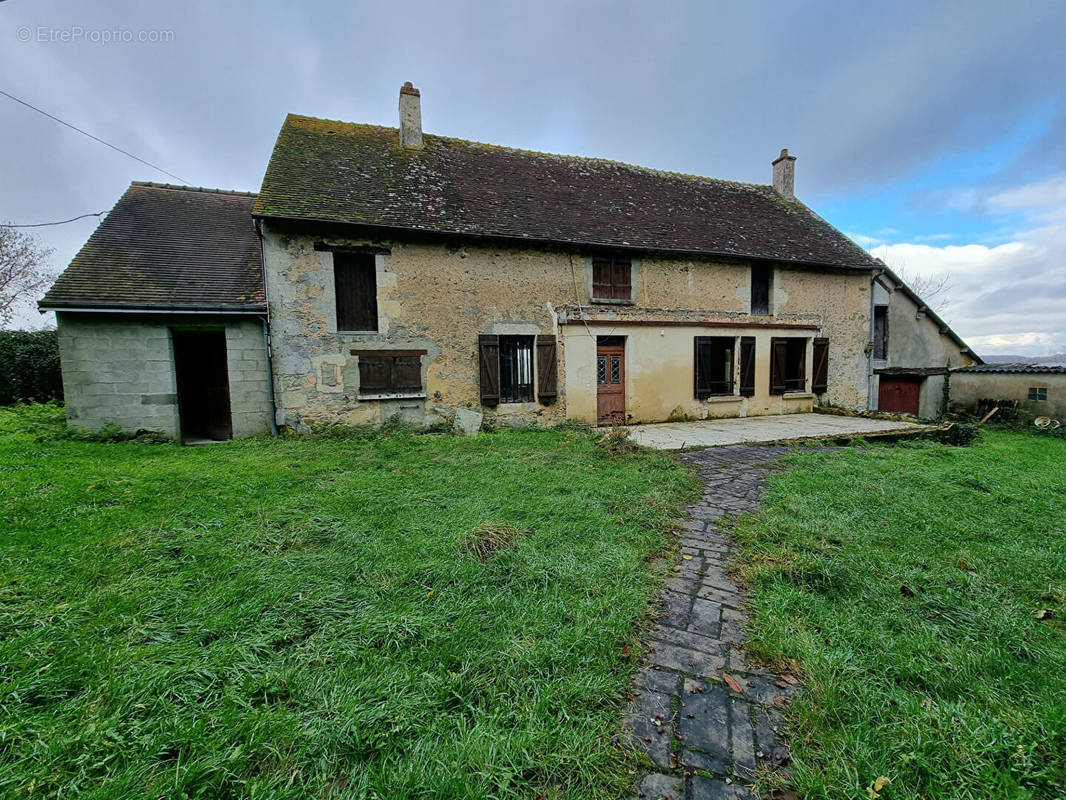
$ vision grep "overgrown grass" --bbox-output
[0,404,697,799]
[730,432,1066,800]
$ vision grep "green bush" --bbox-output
[0,329,62,405]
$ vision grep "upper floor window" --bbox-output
[873,305,888,360]
[751,264,771,315]
[591,256,632,302]
[334,252,378,331]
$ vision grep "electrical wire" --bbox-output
[0,88,187,183]
[4,212,104,228]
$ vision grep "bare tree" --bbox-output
[0,225,54,326]
[891,265,952,314]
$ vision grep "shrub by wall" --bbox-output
[0,329,63,405]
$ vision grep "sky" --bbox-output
[2,0,1064,356]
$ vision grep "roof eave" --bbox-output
[252,212,879,272]
[39,301,267,314]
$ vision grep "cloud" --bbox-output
[967,332,1059,354]
[847,232,884,248]
[988,174,1066,211]
[871,219,1066,356]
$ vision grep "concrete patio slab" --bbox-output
[625,412,934,450]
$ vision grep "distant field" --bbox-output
[0,405,696,799]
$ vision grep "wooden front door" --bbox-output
[172,330,233,442]
[878,376,921,416]
[596,340,625,426]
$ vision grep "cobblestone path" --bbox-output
[624,445,801,800]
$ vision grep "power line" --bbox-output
[4,212,105,228]
[0,88,187,183]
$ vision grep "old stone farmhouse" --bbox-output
[40,83,964,442]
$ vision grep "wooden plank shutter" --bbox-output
[770,337,788,395]
[591,258,611,300]
[334,253,378,331]
[694,336,713,399]
[613,259,632,299]
[478,334,500,406]
[739,337,756,397]
[393,355,423,393]
[812,338,829,394]
[536,335,558,404]
[357,356,390,393]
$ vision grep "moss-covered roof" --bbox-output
[40,183,264,312]
[254,114,879,268]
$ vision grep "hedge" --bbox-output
[0,329,63,405]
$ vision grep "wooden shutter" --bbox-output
[392,355,423,393]
[478,334,500,406]
[739,337,756,397]
[591,257,632,300]
[770,337,788,395]
[812,338,829,394]
[694,336,713,399]
[612,259,631,299]
[357,355,390,393]
[334,253,378,331]
[536,335,558,404]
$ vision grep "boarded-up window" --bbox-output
[334,253,378,331]
[739,337,756,397]
[591,257,632,301]
[751,264,771,315]
[694,336,735,398]
[812,338,829,394]
[770,337,807,394]
[352,350,424,396]
[873,305,888,360]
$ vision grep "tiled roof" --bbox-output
[953,363,1066,374]
[253,115,880,269]
[39,183,264,312]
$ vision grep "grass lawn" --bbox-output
[0,405,696,799]
[730,431,1066,800]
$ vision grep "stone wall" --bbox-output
[261,222,873,428]
[950,371,1066,420]
[56,313,272,439]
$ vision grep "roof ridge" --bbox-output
[283,113,776,195]
[130,181,258,198]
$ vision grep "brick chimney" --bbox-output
[399,82,423,148]
[772,148,796,201]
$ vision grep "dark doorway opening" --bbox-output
[172,330,233,443]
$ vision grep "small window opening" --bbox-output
[1028,386,1048,402]
[751,264,771,315]
[499,336,534,403]
[873,305,888,360]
